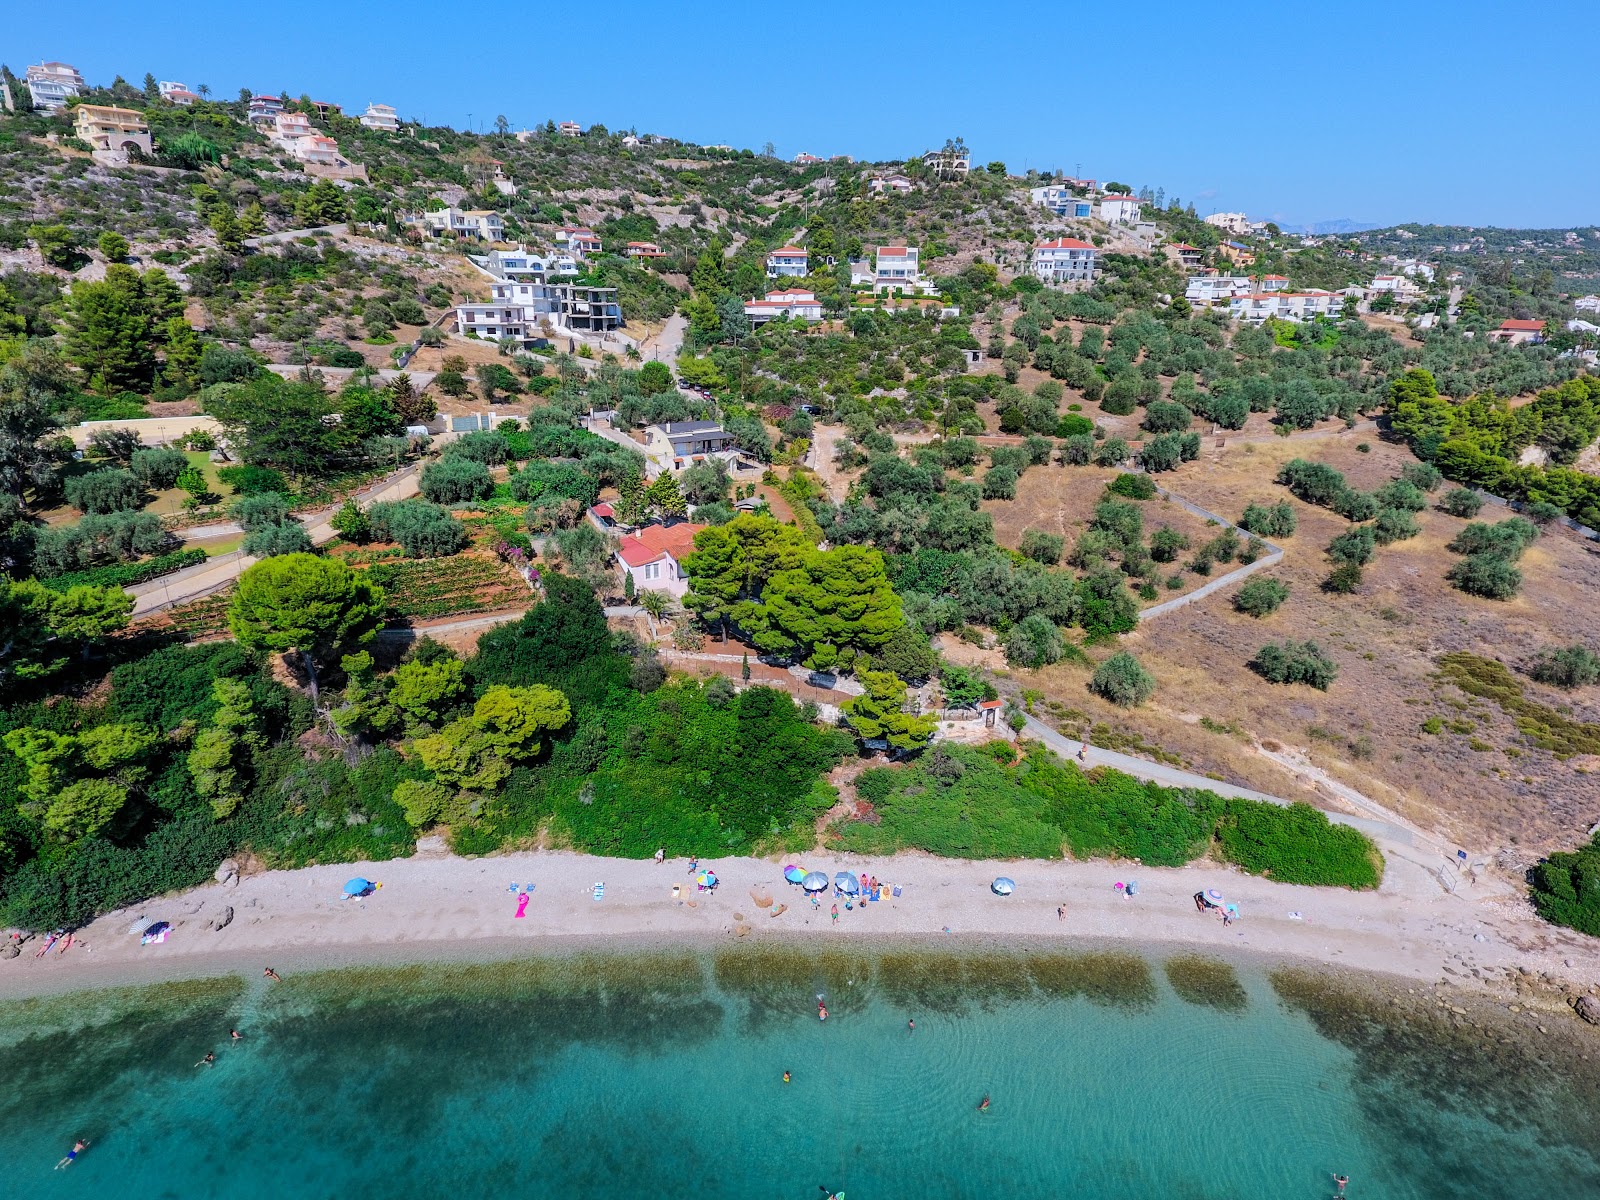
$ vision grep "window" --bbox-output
[643,562,660,581]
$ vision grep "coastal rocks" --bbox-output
[1575,995,1600,1026]
[208,907,234,932]
[215,859,239,886]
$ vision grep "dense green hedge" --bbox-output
[836,743,1382,888]
[1529,835,1600,936]
[39,548,209,592]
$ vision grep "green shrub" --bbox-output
[1323,562,1363,593]
[242,521,314,557]
[1089,651,1155,707]
[1149,527,1189,562]
[1447,518,1539,561]
[230,492,293,531]
[1372,508,1420,545]
[64,468,144,514]
[1056,414,1095,438]
[1327,525,1377,566]
[1005,613,1066,668]
[1277,459,1346,507]
[1447,553,1522,600]
[1233,577,1289,617]
[421,457,494,504]
[1374,479,1428,512]
[40,548,207,591]
[1141,400,1192,434]
[981,466,1019,500]
[367,499,467,558]
[216,465,289,495]
[1399,462,1443,493]
[1138,432,1198,473]
[1527,644,1600,690]
[1091,437,1130,467]
[1529,835,1600,936]
[1239,500,1296,538]
[442,429,511,464]
[1333,490,1378,522]
[1216,801,1380,888]
[1250,640,1338,690]
[1018,529,1065,565]
[510,461,600,508]
[130,447,189,489]
[1058,434,1095,465]
[1107,472,1157,500]
[1439,487,1484,518]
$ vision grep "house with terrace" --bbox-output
[766,246,809,277]
[615,521,706,600]
[745,288,824,325]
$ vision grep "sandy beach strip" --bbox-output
[4,842,1599,1003]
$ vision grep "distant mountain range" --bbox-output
[1279,218,1384,236]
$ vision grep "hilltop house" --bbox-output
[643,421,740,476]
[1490,319,1546,345]
[270,111,314,146]
[421,207,505,240]
[1217,241,1256,266]
[360,103,400,131]
[868,175,914,196]
[793,152,822,164]
[1171,243,1204,268]
[475,247,579,278]
[615,521,706,599]
[1203,212,1252,235]
[73,105,152,163]
[871,245,924,292]
[25,62,83,111]
[557,227,602,256]
[1098,195,1142,225]
[1576,295,1600,313]
[1369,275,1422,303]
[625,242,666,258]
[1030,238,1097,285]
[1030,185,1093,219]
[923,147,970,179]
[745,288,824,325]
[1185,276,1254,306]
[765,246,809,278]
[310,101,341,117]
[455,264,622,340]
[557,121,582,137]
[157,81,200,106]
[247,94,284,123]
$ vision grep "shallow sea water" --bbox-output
[1,943,1596,1199]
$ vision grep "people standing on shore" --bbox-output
[1057,905,1066,921]
[55,1140,88,1169]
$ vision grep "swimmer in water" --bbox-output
[783,1071,791,1084]
[230,1029,243,1042]
[55,1140,88,1169]
[1334,1176,1348,1193]
[818,1002,829,1022]
[977,1095,990,1112]
[196,1051,216,1067]
[908,1019,915,1032]
[263,967,281,981]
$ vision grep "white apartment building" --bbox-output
[1030,238,1097,285]
[1185,276,1254,306]
[360,103,400,131]
[765,246,809,278]
[868,176,914,195]
[744,288,824,325]
[455,278,622,341]
[25,62,83,111]
[475,247,579,278]
[923,147,970,179]
[420,207,505,240]
[1098,196,1142,225]
[1203,212,1252,235]
[1229,290,1341,323]
[1030,186,1094,219]
[557,227,602,256]
[1576,296,1600,313]
[1257,274,1289,292]
[793,152,821,164]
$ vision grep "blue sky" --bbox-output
[7,0,1591,229]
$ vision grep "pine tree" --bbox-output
[615,472,648,526]
[210,206,244,255]
[239,201,268,236]
[646,472,687,519]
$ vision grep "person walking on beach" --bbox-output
[55,1140,88,1169]
[687,857,698,876]
[1077,744,1086,762]
[830,903,839,926]
[263,967,281,982]
[1057,905,1066,922]
[654,848,665,865]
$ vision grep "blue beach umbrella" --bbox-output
[783,865,807,884]
[991,877,1016,896]
[344,878,373,897]
[802,871,830,892]
[835,872,860,895]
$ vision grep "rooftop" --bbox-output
[658,420,725,436]
[1035,237,1095,250]
[617,521,705,567]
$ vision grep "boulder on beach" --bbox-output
[1575,995,1600,1026]
[215,859,239,885]
[214,906,234,931]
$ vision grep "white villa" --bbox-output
[868,176,914,196]
[1577,296,1600,313]
[1098,196,1142,225]
[642,421,740,476]
[1030,237,1097,285]
[247,94,284,123]
[923,147,970,179]
[871,245,923,291]
[615,521,706,599]
[157,81,200,106]
[25,62,83,111]
[557,227,602,256]
[1368,275,1423,303]
[745,288,824,325]
[420,207,505,240]
[1203,212,1252,235]
[557,121,582,137]
[455,247,623,340]
[1185,276,1255,305]
[765,246,809,278]
[1030,185,1094,219]
[360,103,400,131]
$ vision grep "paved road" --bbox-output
[243,223,348,248]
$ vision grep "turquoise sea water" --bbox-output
[2,943,1596,1200]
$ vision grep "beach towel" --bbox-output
[892,885,902,898]
[593,882,605,901]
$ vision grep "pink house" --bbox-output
[616,521,706,599]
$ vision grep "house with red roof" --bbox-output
[557,227,602,256]
[615,521,706,599]
[1490,319,1546,345]
[766,246,809,278]
[1172,243,1204,268]
[745,288,824,325]
[626,241,666,258]
[1030,237,1097,285]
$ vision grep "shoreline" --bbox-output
[5,845,1600,1010]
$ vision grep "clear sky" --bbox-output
[6,0,1591,229]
